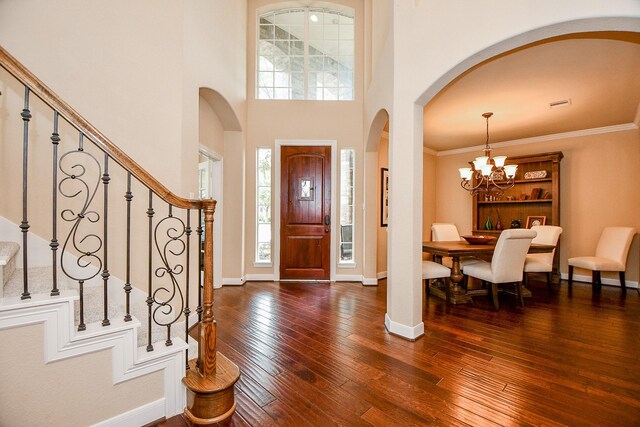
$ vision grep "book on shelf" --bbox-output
[530,187,542,200]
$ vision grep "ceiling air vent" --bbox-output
[549,99,571,109]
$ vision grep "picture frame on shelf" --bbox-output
[381,168,389,227]
[526,215,546,228]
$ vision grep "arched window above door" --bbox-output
[257,6,354,100]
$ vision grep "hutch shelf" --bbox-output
[472,151,563,280]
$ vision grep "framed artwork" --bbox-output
[526,215,546,228]
[381,168,389,227]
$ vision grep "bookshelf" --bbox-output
[471,151,563,279]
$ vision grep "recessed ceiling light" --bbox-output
[310,14,318,22]
[549,99,571,109]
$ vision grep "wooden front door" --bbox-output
[280,146,331,280]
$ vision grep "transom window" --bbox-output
[257,6,354,100]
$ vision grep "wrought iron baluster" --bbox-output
[147,190,155,352]
[101,154,110,326]
[50,111,60,296]
[78,280,85,330]
[149,203,187,349]
[184,209,192,368]
[123,172,133,322]
[59,132,103,332]
[20,87,31,300]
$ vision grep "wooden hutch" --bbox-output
[472,151,563,281]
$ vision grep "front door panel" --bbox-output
[280,146,331,280]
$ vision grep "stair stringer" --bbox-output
[0,291,188,426]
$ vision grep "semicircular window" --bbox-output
[257,6,354,101]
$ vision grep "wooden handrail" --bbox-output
[0,45,211,211]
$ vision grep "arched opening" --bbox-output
[385,16,640,340]
[362,108,389,284]
[198,87,243,288]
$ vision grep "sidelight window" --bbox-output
[257,6,354,100]
[339,149,354,263]
[256,148,272,263]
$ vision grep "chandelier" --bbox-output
[458,112,517,198]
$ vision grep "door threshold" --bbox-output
[279,279,331,283]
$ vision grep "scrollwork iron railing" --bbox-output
[0,45,219,376]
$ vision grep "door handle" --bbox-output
[324,215,330,226]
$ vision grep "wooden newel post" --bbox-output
[199,203,217,376]
[183,200,240,425]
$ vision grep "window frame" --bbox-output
[339,148,355,266]
[256,6,355,101]
[255,147,273,266]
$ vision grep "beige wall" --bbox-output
[0,0,247,288]
[423,150,437,241]
[245,0,366,278]
[367,1,640,335]
[0,324,163,427]
[430,128,640,283]
[376,136,388,274]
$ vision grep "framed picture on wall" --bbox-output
[526,215,546,228]
[381,168,389,227]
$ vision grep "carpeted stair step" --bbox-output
[0,242,20,297]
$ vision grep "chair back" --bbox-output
[491,229,537,282]
[595,227,636,267]
[531,225,563,263]
[431,223,461,241]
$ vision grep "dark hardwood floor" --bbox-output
[156,278,640,426]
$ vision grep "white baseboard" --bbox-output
[376,271,387,280]
[0,293,188,425]
[245,273,275,281]
[222,276,246,286]
[361,277,378,286]
[92,398,165,427]
[334,274,362,282]
[384,313,424,340]
[560,272,639,288]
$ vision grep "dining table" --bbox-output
[422,240,555,304]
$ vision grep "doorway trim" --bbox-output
[199,146,223,289]
[274,140,337,282]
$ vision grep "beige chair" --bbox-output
[423,260,451,299]
[431,223,462,242]
[524,225,562,293]
[430,223,480,269]
[568,226,636,293]
[462,229,536,310]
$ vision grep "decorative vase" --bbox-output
[484,217,493,230]
[495,217,503,230]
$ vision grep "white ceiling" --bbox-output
[423,32,640,151]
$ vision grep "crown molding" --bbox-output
[634,103,640,128]
[434,122,639,157]
[423,146,437,155]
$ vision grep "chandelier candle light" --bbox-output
[458,112,517,198]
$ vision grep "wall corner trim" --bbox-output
[384,313,424,340]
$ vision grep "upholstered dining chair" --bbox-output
[568,226,636,293]
[423,260,451,299]
[524,225,563,293]
[430,223,480,270]
[431,223,462,242]
[462,229,537,310]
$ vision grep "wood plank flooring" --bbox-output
[157,279,640,426]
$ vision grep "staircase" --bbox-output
[0,45,239,426]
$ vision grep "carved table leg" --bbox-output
[447,256,473,304]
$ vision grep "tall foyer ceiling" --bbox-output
[423,32,640,151]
